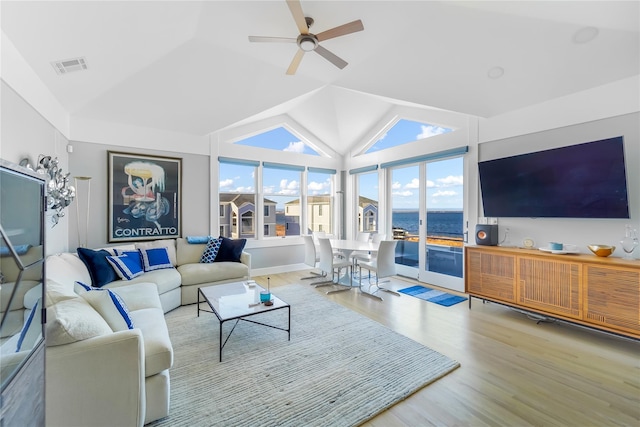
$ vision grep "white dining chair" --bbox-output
[357,240,399,300]
[312,238,352,294]
[301,235,323,280]
[356,232,371,242]
[351,233,386,266]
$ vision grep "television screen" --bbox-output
[478,136,630,218]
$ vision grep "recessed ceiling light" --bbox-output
[487,66,504,79]
[573,26,599,44]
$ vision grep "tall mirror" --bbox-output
[0,159,45,394]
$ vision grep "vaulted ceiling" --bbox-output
[2,1,638,155]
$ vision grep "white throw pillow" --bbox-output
[76,283,135,331]
[46,297,112,346]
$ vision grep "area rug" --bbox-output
[150,283,459,427]
[398,285,468,307]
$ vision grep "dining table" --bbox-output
[328,239,379,287]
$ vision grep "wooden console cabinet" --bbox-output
[465,246,640,339]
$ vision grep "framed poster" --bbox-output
[108,151,181,242]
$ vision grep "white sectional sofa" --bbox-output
[42,237,251,426]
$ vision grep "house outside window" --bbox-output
[357,172,378,233]
[263,164,302,237]
[219,161,257,239]
[307,169,334,235]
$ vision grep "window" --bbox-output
[357,171,378,233]
[366,119,453,154]
[219,161,257,239]
[234,126,319,156]
[307,169,333,235]
[263,164,303,237]
[219,159,334,241]
[241,211,254,234]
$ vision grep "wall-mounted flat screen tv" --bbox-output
[478,136,630,218]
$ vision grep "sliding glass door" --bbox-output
[390,157,464,291]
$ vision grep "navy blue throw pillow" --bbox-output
[77,247,118,288]
[214,237,246,263]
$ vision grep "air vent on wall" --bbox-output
[51,57,88,75]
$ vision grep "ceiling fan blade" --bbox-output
[286,0,309,35]
[316,20,364,42]
[286,49,305,75]
[248,36,296,43]
[314,45,348,69]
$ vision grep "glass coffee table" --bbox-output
[197,281,290,362]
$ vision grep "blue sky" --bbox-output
[222,120,462,209]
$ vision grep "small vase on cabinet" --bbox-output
[620,225,639,260]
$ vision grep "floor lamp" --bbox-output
[74,176,91,248]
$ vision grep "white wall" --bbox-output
[0,82,70,255]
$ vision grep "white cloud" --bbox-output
[392,190,413,197]
[308,181,326,191]
[437,175,463,186]
[432,190,457,198]
[405,178,420,189]
[426,180,435,188]
[392,181,402,190]
[275,179,299,195]
[234,186,254,192]
[417,125,451,139]
[219,178,234,189]
[283,141,305,153]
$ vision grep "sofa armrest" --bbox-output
[46,329,146,427]
[240,251,251,275]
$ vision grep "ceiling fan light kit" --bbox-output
[248,0,364,75]
[298,35,317,52]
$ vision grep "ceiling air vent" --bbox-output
[51,57,88,75]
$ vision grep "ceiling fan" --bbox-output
[248,0,364,75]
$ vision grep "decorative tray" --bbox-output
[538,247,580,255]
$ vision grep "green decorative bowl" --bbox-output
[587,244,615,257]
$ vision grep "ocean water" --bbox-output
[393,210,463,238]
[276,210,463,238]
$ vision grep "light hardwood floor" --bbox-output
[253,270,639,427]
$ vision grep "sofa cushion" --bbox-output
[200,238,222,263]
[43,278,78,307]
[46,297,113,346]
[176,238,206,265]
[129,307,173,377]
[106,282,162,312]
[76,284,135,331]
[107,268,181,296]
[140,247,173,272]
[46,253,92,290]
[214,237,247,263]
[177,262,250,286]
[107,250,144,280]
[77,247,118,288]
[135,240,177,266]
